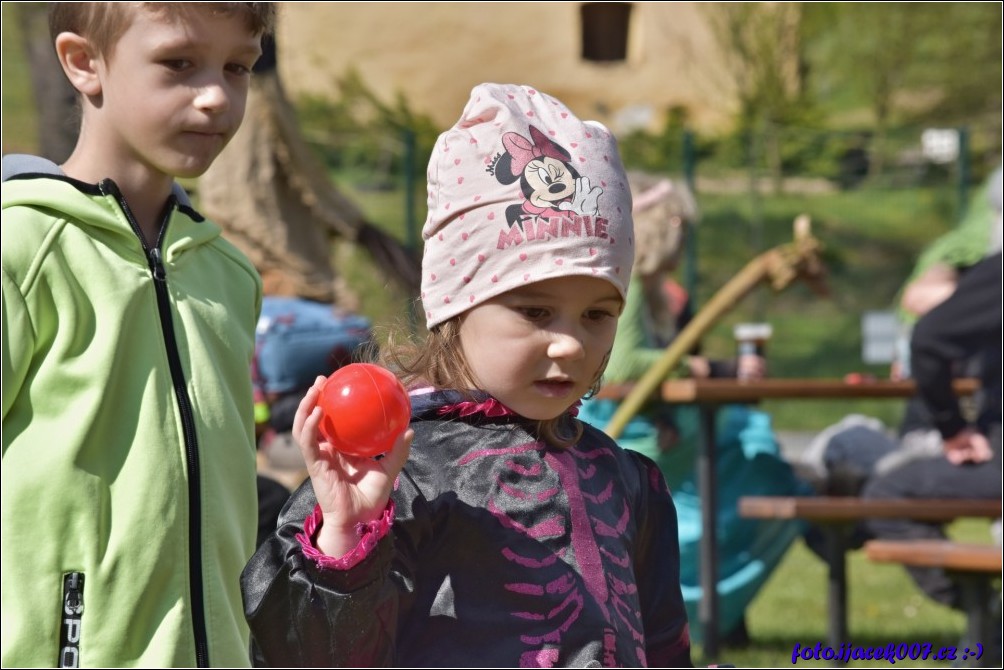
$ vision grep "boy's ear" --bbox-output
[54,32,102,97]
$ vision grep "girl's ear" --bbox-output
[54,32,102,97]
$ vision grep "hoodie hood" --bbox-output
[1,154,222,263]
[2,153,193,206]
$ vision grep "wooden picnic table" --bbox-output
[595,377,980,658]
[866,538,1002,573]
[866,539,1002,667]
[740,496,1000,524]
[740,496,1001,655]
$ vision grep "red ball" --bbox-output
[316,363,411,458]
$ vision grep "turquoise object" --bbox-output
[579,400,813,641]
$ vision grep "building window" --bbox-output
[580,2,633,63]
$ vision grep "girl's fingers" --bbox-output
[296,405,326,469]
[382,428,414,474]
[292,383,323,439]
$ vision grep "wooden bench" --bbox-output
[866,540,1002,667]
[739,496,1002,651]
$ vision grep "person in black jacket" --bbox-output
[862,251,1002,608]
[909,251,1001,465]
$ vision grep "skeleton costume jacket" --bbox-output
[242,389,692,667]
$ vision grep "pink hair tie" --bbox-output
[632,179,674,213]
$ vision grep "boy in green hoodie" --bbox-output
[2,4,275,666]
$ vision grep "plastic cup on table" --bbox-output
[733,323,772,382]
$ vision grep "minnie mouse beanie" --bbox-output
[420,83,635,328]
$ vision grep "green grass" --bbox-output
[702,518,999,668]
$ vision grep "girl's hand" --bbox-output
[292,375,413,558]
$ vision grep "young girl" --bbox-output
[242,83,693,668]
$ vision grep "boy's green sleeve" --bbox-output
[1,270,32,425]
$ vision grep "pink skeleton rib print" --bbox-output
[457,438,649,666]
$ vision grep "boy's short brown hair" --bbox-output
[49,2,276,59]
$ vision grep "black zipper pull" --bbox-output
[59,572,84,668]
[64,573,83,614]
[149,247,167,282]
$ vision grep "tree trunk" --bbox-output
[198,37,419,304]
[199,72,345,302]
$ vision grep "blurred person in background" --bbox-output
[578,171,812,647]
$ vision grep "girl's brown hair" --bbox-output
[381,317,602,450]
[49,2,276,59]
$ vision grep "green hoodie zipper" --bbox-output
[98,179,210,668]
